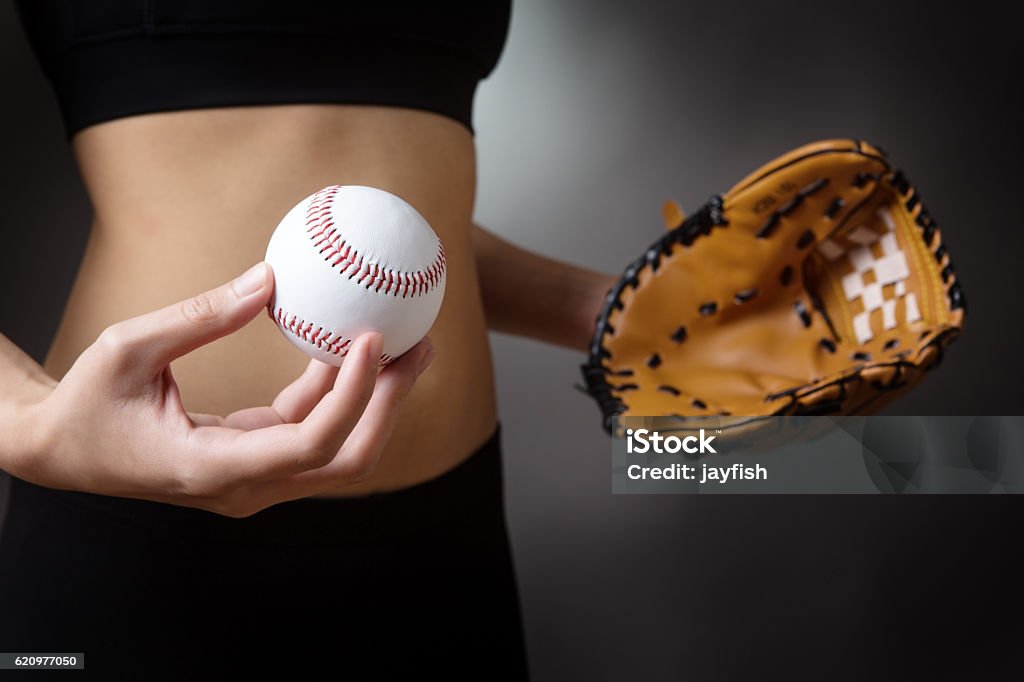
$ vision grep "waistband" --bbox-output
[7,425,504,544]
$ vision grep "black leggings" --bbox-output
[0,427,529,680]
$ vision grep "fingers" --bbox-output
[270,360,341,423]
[245,337,436,503]
[220,407,285,430]
[220,358,339,428]
[332,338,437,478]
[94,262,274,376]
[187,412,225,427]
[294,332,384,454]
[190,407,287,430]
[182,332,384,488]
[187,360,339,430]
[172,333,434,513]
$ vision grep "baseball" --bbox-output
[264,185,446,366]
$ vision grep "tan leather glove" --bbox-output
[581,139,965,434]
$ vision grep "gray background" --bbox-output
[2,0,1022,678]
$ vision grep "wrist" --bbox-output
[0,335,57,474]
[0,392,49,476]
[571,273,616,353]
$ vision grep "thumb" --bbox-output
[109,262,274,372]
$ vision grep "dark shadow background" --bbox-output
[2,0,1022,679]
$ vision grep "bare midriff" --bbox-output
[44,104,498,497]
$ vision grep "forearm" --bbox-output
[471,224,617,353]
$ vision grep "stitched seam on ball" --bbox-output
[275,305,353,357]
[273,305,396,364]
[305,186,446,298]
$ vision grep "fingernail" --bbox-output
[232,263,267,297]
[417,346,437,376]
[366,333,385,362]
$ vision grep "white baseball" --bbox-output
[264,185,446,366]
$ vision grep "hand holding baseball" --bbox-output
[3,262,435,517]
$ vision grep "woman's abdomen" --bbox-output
[44,104,497,496]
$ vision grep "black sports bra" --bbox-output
[14,1,511,138]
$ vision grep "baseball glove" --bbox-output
[580,139,965,435]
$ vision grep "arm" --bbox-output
[472,224,617,353]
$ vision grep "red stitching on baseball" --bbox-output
[271,305,396,366]
[304,186,446,299]
[274,305,353,357]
